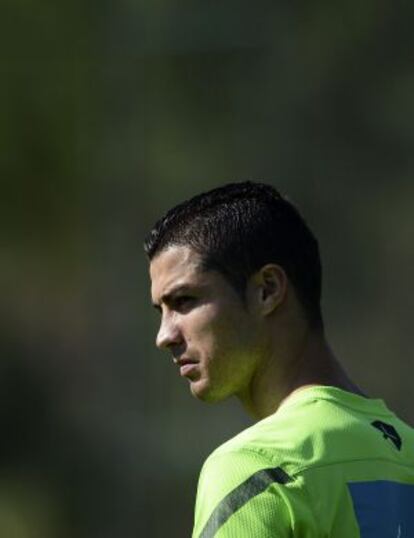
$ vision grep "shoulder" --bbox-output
[193,388,414,537]
[211,387,414,474]
[193,446,295,537]
[205,392,342,474]
[192,413,321,538]
[193,439,323,537]
[198,442,282,506]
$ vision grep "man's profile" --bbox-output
[145,181,414,537]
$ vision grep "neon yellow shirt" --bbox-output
[192,386,414,537]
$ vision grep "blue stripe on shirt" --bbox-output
[348,481,414,537]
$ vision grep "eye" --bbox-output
[173,296,196,312]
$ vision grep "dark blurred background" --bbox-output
[1,1,414,536]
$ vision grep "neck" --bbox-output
[237,324,364,420]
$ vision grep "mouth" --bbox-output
[180,363,198,377]
[174,357,196,366]
[174,358,198,378]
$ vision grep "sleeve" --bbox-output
[192,448,295,538]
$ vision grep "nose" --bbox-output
[156,313,182,351]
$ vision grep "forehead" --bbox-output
[149,245,205,300]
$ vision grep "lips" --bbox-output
[174,357,196,366]
[180,363,198,377]
[174,358,198,378]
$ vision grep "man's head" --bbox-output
[145,181,322,329]
[146,182,324,404]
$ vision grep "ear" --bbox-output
[249,264,287,316]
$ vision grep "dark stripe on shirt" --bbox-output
[199,466,292,538]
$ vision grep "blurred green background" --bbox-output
[1,1,414,536]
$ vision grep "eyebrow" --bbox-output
[152,284,193,310]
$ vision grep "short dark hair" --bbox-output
[144,181,323,329]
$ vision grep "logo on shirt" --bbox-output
[371,420,402,451]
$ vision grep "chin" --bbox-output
[190,379,230,403]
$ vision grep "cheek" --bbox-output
[184,302,255,358]
[202,306,252,354]
[180,305,217,345]
[183,304,229,353]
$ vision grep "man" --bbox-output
[145,181,414,537]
